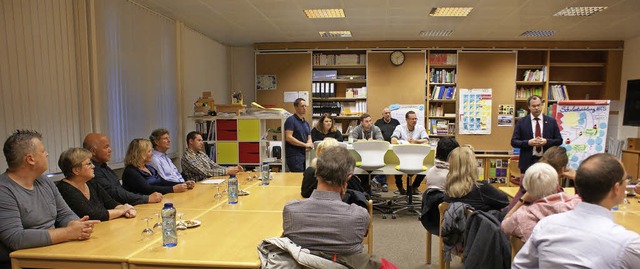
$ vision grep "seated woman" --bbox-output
[501,162,581,241]
[311,114,343,142]
[425,137,459,190]
[57,148,136,221]
[444,146,509,213]
[122,138,188,195]
[301,138,363,198]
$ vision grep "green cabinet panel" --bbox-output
[238,119,260,141]
[216,142,238,164]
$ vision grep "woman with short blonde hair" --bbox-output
[122,139,188,195]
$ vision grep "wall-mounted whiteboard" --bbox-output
[388,104,425,127]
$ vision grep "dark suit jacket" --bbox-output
[511,114,562,173]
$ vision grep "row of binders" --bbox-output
[515,86,543,99]
[428,53,457,65]
[429,69,456,84]
[549,84,570,101]
[312,53,366,66]
[311,101,367,117]
[312,82,336,97]
[521,68,546,82]
[431,86,456,100]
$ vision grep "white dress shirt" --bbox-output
[530,114,544,157]
[149,150,185,183]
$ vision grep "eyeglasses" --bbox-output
[77,162,94,168]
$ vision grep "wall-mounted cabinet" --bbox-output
[311,51,367,136]
[190,116,286,171]
[426,51,457,138]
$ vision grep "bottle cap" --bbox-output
[164,203,173,208]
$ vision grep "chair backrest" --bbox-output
[392,144,431,173]
[352,140,389,168]
[364,199,374,255]
[507,158,521,186]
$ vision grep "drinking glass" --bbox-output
[176,213,187,230]
[214,183,223,199]
[152,213,162,230]
[141,217,154,237]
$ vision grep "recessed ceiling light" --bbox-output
[419,30,454,37]
[520,30,557,37]
[429,7,473,17]
[319,31,352,38]
[304,9,345,19]
[554,7,607,16]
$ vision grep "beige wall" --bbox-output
[617,36,640,141]
[229,46,256,103]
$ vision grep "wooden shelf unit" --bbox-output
[426,50,458,138]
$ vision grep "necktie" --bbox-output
[534,117,541,153]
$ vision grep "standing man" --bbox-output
[349,113,384,141]
[181,131,243,181]
[84,133,163,205]
[283,146,371,257]
[511,95,562,174]
[149,128,195,188]
[391,111,430,195]
[513,153,640,268]
[0,130,98,268]
[284,98,312,172]
[374,107,400,142]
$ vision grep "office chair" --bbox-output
[352,140,392,217]
[391,144,431,218]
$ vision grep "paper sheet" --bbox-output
[200,179,225,184]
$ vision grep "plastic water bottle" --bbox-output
[161,203,177,247]
[228,174,238,204]
[261,162,270,185]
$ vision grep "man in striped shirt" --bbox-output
[181,131,243,181]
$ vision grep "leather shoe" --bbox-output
[381,184,388,192]
[397,187,407,195]
[412,186,421,195]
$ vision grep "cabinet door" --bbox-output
[238,119,260,141]
[216,142,238,164]
[622,151,640,180]
[239,142,260,164]
[216,120,237,141]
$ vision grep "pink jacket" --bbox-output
[501,192,581,241]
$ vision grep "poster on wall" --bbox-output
[256,75,277,90]
[389,104,425,127]
[555,100,610,170]
[497,104,514,127]
[459,88,492,134]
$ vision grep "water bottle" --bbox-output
[261,162,270,185]
[228,174,238,204]
[161,203,177,247]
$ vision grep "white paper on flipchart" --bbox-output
[284,92,299,102]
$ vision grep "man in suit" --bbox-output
[511,95,562,174]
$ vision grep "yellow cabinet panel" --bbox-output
[238,119,260,141]
[216,142,238,164]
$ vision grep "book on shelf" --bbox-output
[313,53,366,66]
[431,86,456,100]
[515,86,543,99]
[430,69,456,84]
[521,68,545,82]
[549,85,569,101]
[428,53,457,65]
[428,119,455,135]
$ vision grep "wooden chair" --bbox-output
[426,230,433,264]
[510,236,524,261]
[363,199,374,255]
[506,157,521,187]
[438,202,473,269]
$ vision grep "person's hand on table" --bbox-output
[173,183,189,193]
[67,216,100,241]
[148,192,163,203]
[226,166,241,175]
[635,183,640,194]
[185,180,196,189]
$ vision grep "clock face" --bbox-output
[390,50,405,66]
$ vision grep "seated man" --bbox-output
[148,128,194,188]
[284,146,369,255]
[391,110,429,195]
[349,113,383,141]
[83,133,163,205]
[425,137,459,190]
[181,131,243,181]
[513,153,640,268]
[0,130,98,269]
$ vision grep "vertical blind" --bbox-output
[0,0,89,173]
[93,0,178,165]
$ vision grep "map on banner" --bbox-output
[459,88,492,134]
[555,100,610,170]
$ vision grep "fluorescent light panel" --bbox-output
[419,30,454,37]
[520,30,557,37]
[429,7,473,17]
[319,31,352,38]
[304,9,345,19]
[554,7,607,17]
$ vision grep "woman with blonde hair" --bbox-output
[445,146,509,212]
[122,138,188,195]
[311,114,343,142]
[57,148,136,221]
[301,138,341,197]
[501,162,581,241]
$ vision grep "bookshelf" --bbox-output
[311,51,367,135]
[548,51,607,102]
[426,51,458,137]
[515,51,548,121]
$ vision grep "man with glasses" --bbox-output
[391,110,429,195]
[514,153,640,268]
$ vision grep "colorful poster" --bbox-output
[555,100,610,170]
[459,88,492,134]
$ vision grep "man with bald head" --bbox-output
[84,133,162,205]
[514,153,640,268]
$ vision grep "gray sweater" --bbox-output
[349,125,384,141]
[0,173,78,261]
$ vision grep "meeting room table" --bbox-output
[10,172,304,269]
[499,186,640,234]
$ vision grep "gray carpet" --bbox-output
[370,213,463,269]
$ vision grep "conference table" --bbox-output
[10,173,304,269]
[499,186,640,234]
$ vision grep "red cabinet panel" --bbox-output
[216,120,237,141]
[239,142,260,164]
